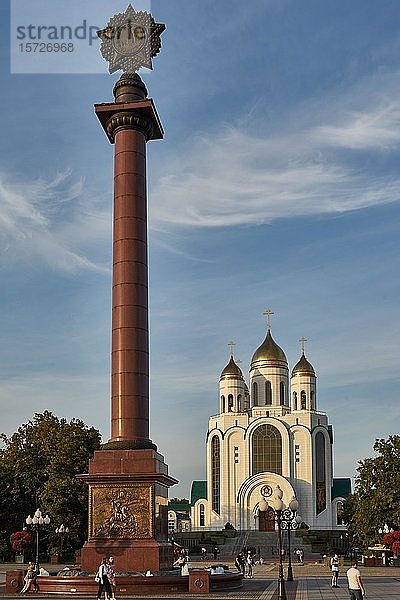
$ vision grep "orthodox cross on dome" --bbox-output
[299,336,307,354]
[263,307,274,331]
[228,340,236,357]
[97,4,166,74]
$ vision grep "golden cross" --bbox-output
[299,336,307,353]
[228,340,236,356]
[263,308,274,331]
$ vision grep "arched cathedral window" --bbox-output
[199,504,205,527]
[301,390,306,410]
[228,394,234,411]
[253,382,258,406]
[265,381,272,405]
[310,390,315,410]
[221,395,225,412]
[315,432,326,515]
[336,501,343,525]
[293,391,298,410]
[237,394,242,412]
[280,382,285,406]
[252,424,282,475]
[211,436,220,514]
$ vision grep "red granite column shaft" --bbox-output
[80,74,177,575]
[110,126,149,443]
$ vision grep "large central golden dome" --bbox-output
[251,330,288,369]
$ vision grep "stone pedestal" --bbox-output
[79,449,177,573]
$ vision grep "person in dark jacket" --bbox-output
[235,552,245,575]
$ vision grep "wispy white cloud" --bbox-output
[151,233,215,263]
[314,103,400,150]
[0,171,110,273]
[151,78,400,228]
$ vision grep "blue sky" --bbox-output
[1,0,400,498]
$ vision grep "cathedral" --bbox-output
[190,311,350,532]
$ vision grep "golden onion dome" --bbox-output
[220,356,244,381]
[251,330,287,369]
[292,352,315,376]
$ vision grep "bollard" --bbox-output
[188,569,210,593]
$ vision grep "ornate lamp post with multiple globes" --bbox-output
[25,509,50,569]
[279,496,302,581]
[379,523,393,536]
[379,523,393,566]
[55,524,69,562]
[259,486,286,600]
[259,486,301,599]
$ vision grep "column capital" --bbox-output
[95,99,164,143]
[106,111,154,142]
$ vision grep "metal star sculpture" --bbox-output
[97,4,165,74]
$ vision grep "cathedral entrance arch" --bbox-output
[237,472,296,530]
[259,507,275,531]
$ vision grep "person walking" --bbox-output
[331,553,340,587]
[108,556,116,600]
[96,557,112,600]
[246,550,254,578]
[346,561,365,599]
[235,552,245,575]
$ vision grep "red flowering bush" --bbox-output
[382,531,400,556]
[392,541,400,555]
[10,531,33,553]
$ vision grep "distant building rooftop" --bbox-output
[332,478,351,499]
[190,480,207,505]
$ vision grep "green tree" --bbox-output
[0,411,101,558]
[343,435,400,551]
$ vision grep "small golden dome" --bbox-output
[292,352,315,376]
[220,356,244,380]
[251,330,287,368]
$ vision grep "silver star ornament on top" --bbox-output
[97,4,165,74]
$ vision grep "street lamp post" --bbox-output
[280,497,302,581]
[379,523,393,536]
[340,532,349,558]
[26,509,50,569]
[379,523,393,566]
[55,524,69,562]
[259,485,288,600]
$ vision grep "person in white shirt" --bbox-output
[346,561,365,599]
[330,554,339,587]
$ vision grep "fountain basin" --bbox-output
[34,571,242,595]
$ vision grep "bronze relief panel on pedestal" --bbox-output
[89,484,153,539]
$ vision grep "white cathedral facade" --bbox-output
[190,315,349,532]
